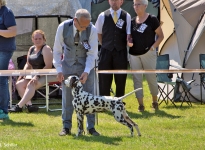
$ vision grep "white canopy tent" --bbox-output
[6,0,82,68]
[159,0,205,102]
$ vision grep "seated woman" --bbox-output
[9,30,57,113]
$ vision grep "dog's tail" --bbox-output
[118,88,142,100]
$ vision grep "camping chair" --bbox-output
[157,54,195,107]
[199,54,205,104]
[173,77,194,107]
[156,54,177,107]
[36,76,62,112]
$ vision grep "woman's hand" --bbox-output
[127,36,133,47]
[17,76,25,81]
[30,75,40,84]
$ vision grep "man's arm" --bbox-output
[53,22,64,82]
[98,34,102,45]
[84,25,98,74]
[80,25,98,84]
[95,12,104,45]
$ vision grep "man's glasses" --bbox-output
[133,3,144,7]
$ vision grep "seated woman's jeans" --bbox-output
[0,52,13,114]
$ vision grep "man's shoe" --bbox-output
[152,102,159,110]
[26,105,39,112]
[8,105,23,113]
[138,105,145,112]
[59,128,71,136]
[88,128,100,136]
[0,113,9,120]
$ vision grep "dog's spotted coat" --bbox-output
[64,75,141,137]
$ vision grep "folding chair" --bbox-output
[174,77,194,107]
[157,54,195,107]
[156,54,177,107]
[199,54,205,104]
[36,76,62,111]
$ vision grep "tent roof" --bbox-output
[170,0,205,28]
[6,0,81,17]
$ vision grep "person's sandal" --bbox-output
[8,105,23,113]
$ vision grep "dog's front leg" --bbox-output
[76,113,84,137]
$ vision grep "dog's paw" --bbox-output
[76,130,85,137]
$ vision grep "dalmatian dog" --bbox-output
[64,75,142,137]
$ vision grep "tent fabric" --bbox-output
[7,0,81,17]
[160,0,205,102]
[6,0,82,69]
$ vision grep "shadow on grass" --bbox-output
[37,109,62,117]
[0,119,34,127]
[72,134,123,145]
[101,108,181,120]
[128,109,181,119]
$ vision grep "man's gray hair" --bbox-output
[75,9,91,20]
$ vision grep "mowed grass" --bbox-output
[1,74,205,150]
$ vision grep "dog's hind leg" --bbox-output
[122,111,141,136]
[113,112,134,137]
[76,113,84,137]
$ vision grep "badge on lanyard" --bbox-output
[137,23,148,33]
[116,19,125,29]
[81,40,91,50]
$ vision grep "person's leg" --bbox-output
[98,48,113,96]
[17,79,43,107]
[140,50,158,109]
[0,52,13,116]
[19,75,57,106]
[15,79,31,105]
[113,49,127,97]
[129,54,145,111]
[10,75,58,112]
[61,74,74,134]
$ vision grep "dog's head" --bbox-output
[64,75,80,88]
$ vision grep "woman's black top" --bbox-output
[28,45,46,69]
[129,14,160,56]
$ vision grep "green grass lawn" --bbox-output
[1,74,205,150]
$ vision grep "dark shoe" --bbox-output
[59,128,71,136]
[138,105,145,112]
[8,105,23,113]
[87,128,100,136]
[26,105,39,112]
[152,102,159,110]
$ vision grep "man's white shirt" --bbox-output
[95,8,131,34]
[53,20,98,74]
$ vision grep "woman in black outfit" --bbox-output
[128,0,164,112]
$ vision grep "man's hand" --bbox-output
[79,72,88,84]
[57,72,64,82]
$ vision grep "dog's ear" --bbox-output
[70,76,78,88]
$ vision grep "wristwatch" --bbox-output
[151,46,155,51]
